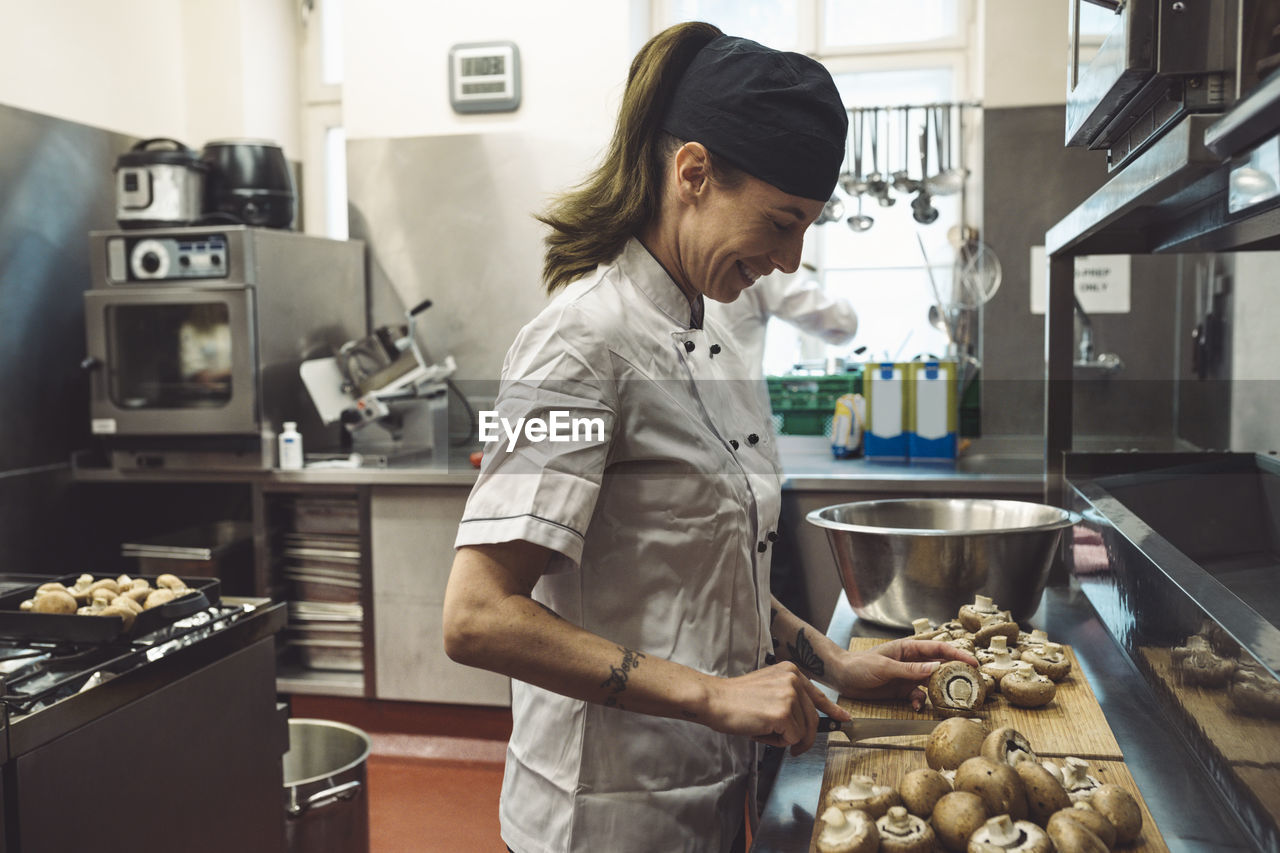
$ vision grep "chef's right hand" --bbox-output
[704,662,849,756]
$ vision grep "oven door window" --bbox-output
[108,303,233,409]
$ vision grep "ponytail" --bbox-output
[537,21,723,293]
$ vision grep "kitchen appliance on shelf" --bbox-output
[300,300,456,466]
[1067,0,1280,171]
[113,137,207,229]
[81,226,367,470]
[200,139,297,229]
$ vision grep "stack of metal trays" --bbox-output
[287,600,363,671]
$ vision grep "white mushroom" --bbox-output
[967,814,1053,852]
[1060,757,1101,803]
[826,774,900,818]
[815,805,878,853]
[875,805,935,853]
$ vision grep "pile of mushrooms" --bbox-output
[1169,623,1280,719]
[915,597,1072,715]
[19,573,194,632]
[815,719,1145,852]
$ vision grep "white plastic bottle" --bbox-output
[278,421,304,469]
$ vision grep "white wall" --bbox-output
[0,0,301,154]
[978,0,1069,108]
[342,0,637,142]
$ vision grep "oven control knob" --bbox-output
[130,239,170,279]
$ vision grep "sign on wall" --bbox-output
[1029,246,1131,314]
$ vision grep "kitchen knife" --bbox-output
[817,716,939,745]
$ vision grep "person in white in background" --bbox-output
[706,264,858,380]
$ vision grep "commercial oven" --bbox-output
[82,226,366,469]
[1067,0,1280,171]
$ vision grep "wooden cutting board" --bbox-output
[810,747,1169,853]
[1138,646,1280,765]
[1229,765,1280,835]
[835,638,1123,759]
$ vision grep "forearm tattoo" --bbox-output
[601,646,645,708]
[786,628,824,678]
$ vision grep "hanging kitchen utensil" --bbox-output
[916,232,954,342]
[840,109,869,197]
[815,194,846,225]
[927,104,968,196]
[952,231,1003,308]
[873,109,896,208]
[847,194,874,232]
[911,108,939,225]
[892,106,921,196]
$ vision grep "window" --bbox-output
[300,0,346,239]
[654,1,973,375]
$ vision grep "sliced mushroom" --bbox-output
[927,717,988,770]
[967,814,1053,852]
[898,768,951,816]
[816,806,879,853]
[1048,802,1116,849]
[826,775,901,818]
[1060,757,1101,803]
[1000,667,1057,708]
[929,661,987,717]
[1021,643,1072,681]
[982,727,1037,767]
[930,790,988,852]
[875,805,935,853]
[958,595,1007,633]
[1089,784,1142,845]
[1015,760,1071,826]
[955,756,1027,820]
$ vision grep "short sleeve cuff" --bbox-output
[454,513,586,567]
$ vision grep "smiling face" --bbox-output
[649,143,825,305]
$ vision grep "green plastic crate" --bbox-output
[767,372,861,436]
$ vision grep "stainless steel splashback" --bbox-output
[345,133,602,387]
[0,102,134,570]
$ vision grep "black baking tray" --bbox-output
[0,575,222,643]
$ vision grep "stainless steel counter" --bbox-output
[751,584,1260,852]
[71,434,1047,493]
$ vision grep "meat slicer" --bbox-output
[300,299,455,465]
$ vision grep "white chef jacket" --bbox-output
[705,271,858,380]
[455,238,782,853]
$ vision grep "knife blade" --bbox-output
[817,716,939,745]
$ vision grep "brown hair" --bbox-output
[536,21,724,293]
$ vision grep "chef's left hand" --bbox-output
[833,638,979,712]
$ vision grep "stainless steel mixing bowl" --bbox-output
[806,498,1078,630]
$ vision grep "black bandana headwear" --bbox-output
[661,35,848,202]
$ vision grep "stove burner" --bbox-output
[0,603,252,717]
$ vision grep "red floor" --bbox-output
[291,696,511,852]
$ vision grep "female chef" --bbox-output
[443,21,976,853]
